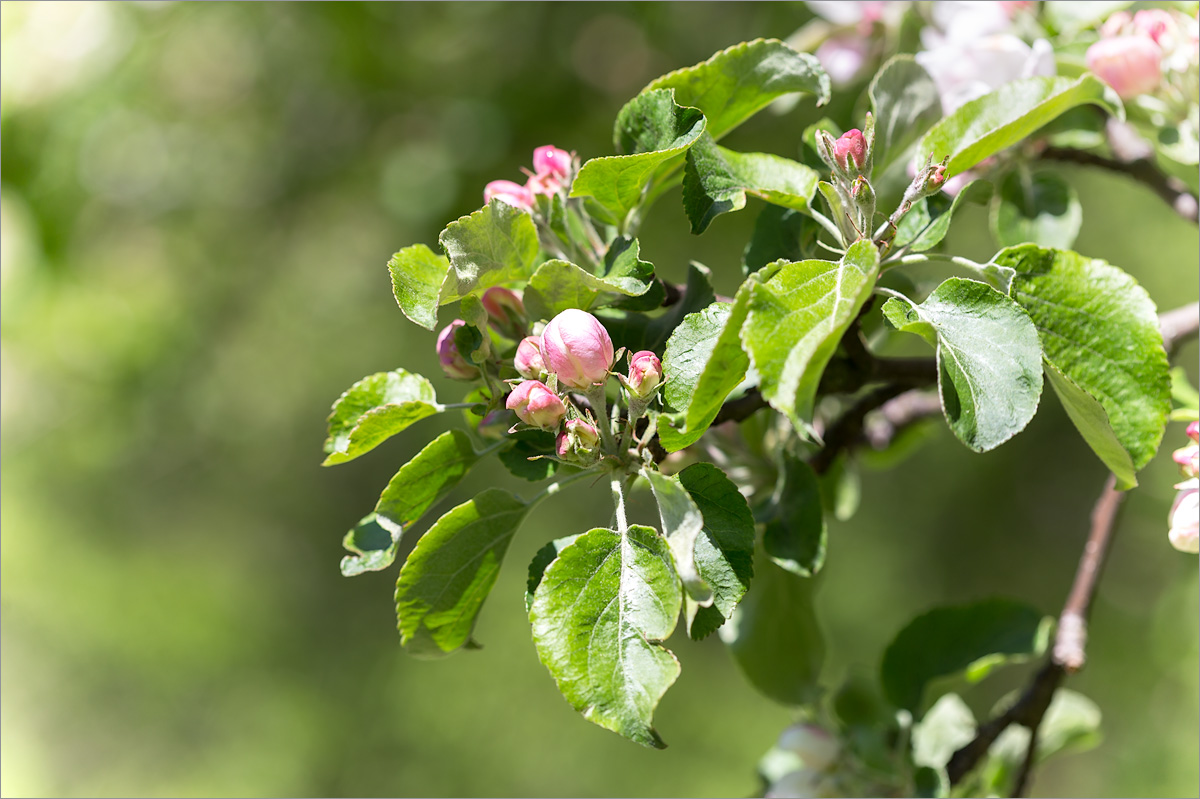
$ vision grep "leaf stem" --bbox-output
[528,466,602,506]
[611,474,628,534]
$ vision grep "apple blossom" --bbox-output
[481,286,526,339]
[514,335,547,379]
[484,179,534,212]
[626,350,662,398]
[1169,480,1199,553]
[555,418,600,463]
[777,723,840,771]
[831,129,868,175]
[436,320,478,380]
[505,380,566,430]
[1086,36,1163,99]
[540,308,614,389]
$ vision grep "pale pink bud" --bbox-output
[1175,443,1199,479]
[1168,480,1199,553]
[436,320,478,380]
[532,145,573,180]
[540,309,615,389]
[998,1,1033,18]
[1086,36,1163,99]
[1100,10,1133,39]
[1132,9,1177,48]
[776,723,840,771]
[831,129,868,175]
[481,287,526,338]
[555,418,600,462]
[1188,421,1199,443]
[484,179,535,212]
[627,350,662,398]
[505,380,566,430]
[514,336,547,379]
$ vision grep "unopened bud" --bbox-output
[532,145,573,180]
[481,287,526,339]
[905,156,949,203]
[627,350,663,398]
[1175,444,1199,479]
[540,308,615,390]
[436,321,479,381]
[505,380,566,430]
[776,723,840,772]
[831,129,868,177]
[1169,480,1199,553]
[1086,36,1163,99]
[484,179,535,213]
[555,418,601,463]
[514,336,547,379]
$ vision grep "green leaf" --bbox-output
[601,236,665,311]
[869,56,942,176]
[323,370,441,465]
[763,454,826,577]
[893,180,991,253]
[598,262,715,354]
[644,469,711,604]
[994,245,1172,487]
[919,75,1123,178]
[497,429,559,482]
[719,551,825,706]
[742,240,880,426]
[523,257,656,321]
[677,463,755,640]
[743,206,820,274]
[529,525,682,748]
[682,134,820,234]
[438,199,540,301]
[982,690,1102,795]
[990,169,1081,249]
[341,514,400,577]
[374,429,482,537]
[395,488,529,658]
[882,278,1043,453]
[659,286,754,452]
[639,38,830,142]
[911,693,976,771]
[388,244,450,331]
[880,598,1051,715]
[1043,1,1132,33]
[525,534,580,613]
[572,89,706,228]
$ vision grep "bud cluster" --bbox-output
[1089,9,1199,101]
[1169,421,1199,554]
[815,117,880,244]
[484,145,576,214]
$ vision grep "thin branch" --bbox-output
[1160,301,1199,355]
[810,384,913,474]
[863,390,944,450]
[947,302,1195,793]
[1041,146,1199,225]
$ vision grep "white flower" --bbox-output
[915,1,1055,114]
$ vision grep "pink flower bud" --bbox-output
[1132,9,1177,47]
[1174,444,1199,478]
[484,179,535,212]
[627,350,663,398]
[532,145,573,180]
[776,723,840,771]
[514,336,547,379]
[555,418,600,462]
[481,287,526,338]
[436,320,478,380]
[540,309,615,389]
[1100,10,1133,39]
[1086,36,1163,99]
[1168,480,1199,553]
[505,380,566,430]
[831,129,868,175]
[1188,421,1199,443]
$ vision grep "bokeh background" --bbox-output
[1,3,1196,797]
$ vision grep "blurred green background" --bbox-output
[1,3,1196,797]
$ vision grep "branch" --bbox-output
[946,301,1195,794]
[1041,146,1199,225]
[809,385,918,474]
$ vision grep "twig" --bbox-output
[863,390,943,450]
[1041,146,1199,225]
[809,384,913,475]
[946,302,1197,794]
